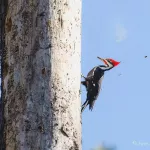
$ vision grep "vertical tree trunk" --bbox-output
[2,0,81,149]
[0,0,8,149]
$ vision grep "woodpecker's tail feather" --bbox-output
[89,100,95,111]
[81,100,89,113]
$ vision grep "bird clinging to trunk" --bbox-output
[81,57,120,113]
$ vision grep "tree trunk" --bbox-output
[0,0,8,149]
[1,0,81,149]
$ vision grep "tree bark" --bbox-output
[2,0,81,149]
[0,0,8,149]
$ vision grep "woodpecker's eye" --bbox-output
[106,59,112,64]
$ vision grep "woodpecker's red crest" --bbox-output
[106,58,120,67]
[97,57,120,67]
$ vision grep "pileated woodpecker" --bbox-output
[81,57,120,113]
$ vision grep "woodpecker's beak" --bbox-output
[97,57,108,65]
[97,56,103,61]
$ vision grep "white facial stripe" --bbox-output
[93,67,97,76]
[105,59,113,68]
[99,59,114,71]
[99,66,106,70]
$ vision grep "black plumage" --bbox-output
[81,57,120,113]
[81,66,105,112]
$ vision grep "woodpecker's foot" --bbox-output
[79,90,82,94]
[81,73,86,79]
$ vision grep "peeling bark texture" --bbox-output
[0,0,8,149]
[2,0,81,150]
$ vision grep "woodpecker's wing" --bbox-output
[97,75,104,96]
[82,66,104,92]
[87,75,104,111]
[87,66,104,81]
[87,66,98,78]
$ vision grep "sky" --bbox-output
[82,0,150,150]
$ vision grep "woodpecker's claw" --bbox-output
[79,90,82,94]
[81,73,86,79]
